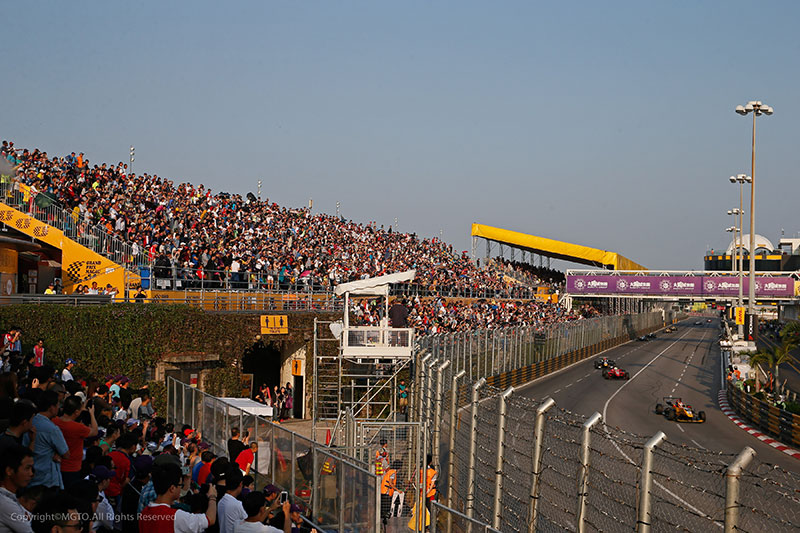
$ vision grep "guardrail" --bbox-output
[726,385,800,448]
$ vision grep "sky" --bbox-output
[5,1,800,270]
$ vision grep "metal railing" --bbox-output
[166,378,379,532]
[0,180,147,269]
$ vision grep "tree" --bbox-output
[749,339,796,392]
[779,320,800,345]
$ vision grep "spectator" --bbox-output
[0,401,36,455]
[31,340,44,368]
[27,390,68,489]
[217,467,246,533]
[235,442,258,475]
[227,428,247,463]
[53,396,97,488]
[121,455,152,533]
[139,462,217,533]
[90,465,116,532]
[61,359,76,382]
[0,445,35,533]
[236,491,291,533]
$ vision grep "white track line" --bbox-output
[601,328,718,523]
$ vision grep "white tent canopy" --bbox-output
[334,269,416,297]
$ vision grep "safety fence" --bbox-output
[727,385,800,448]
[417,311,668,394]
[165,377,379,532]
[415,370,800,532]
[410,327,800,533]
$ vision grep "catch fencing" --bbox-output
[415,336,800,532]
[165,377,379,532]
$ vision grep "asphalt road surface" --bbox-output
[516,317,800,472]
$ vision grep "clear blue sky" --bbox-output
[5,1,800,270]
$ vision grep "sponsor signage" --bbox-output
[566,275,794,298]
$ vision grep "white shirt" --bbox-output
[234,521,284,533]
[129,397,143,419]
[146,503,209,533]
[93,491,114,531]
[0,486,32,533]
[61,368,74,382]
[218,493,247,533]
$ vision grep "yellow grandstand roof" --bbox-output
[471,223,646,271]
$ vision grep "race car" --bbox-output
[602,366,629,380]
[655,397,705,423]
[637,335,649,341]
[594,357,616,369]
[665,326,677,333]
[647,332,657,339]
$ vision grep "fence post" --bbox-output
[311,445,319,522]
[575,412,602,533]
[416,352,433,426]
[465,378,486,526]
[527,397,556,533]
[433,360,451,469]
[636,431,667,533]
[446,369,466,533]
[724,446,756,533]
[290,432,297,500]
[492,387,514,530]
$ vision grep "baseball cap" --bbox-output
[264,484,278,496]
[289,504,302,514]
[126,418,140,426]
[132,455,154,475]
[65,358,76,365]
[91,465,116,480]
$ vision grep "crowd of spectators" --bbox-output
[351,296,601,335]
[3,140,548,300]
[0,326,312,533]
[492,258,566,288]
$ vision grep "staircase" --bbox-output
[315,355,341,421]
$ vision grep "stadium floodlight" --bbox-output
[735,100,773,318]
[129,145,135,176]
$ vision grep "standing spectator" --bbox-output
[121,455,153,533]
[283,383,293,420]
[389,300,409,327]
[235,442,258,475]
[118,378,133,411]
[235,492,291,533]
[0,445,35,533]
[0,401,36,455]
[53,397,97,488]
[31,340,44,368]
[107,433,137,509]
[139,462,217,533]
[90,465,116,533]
[26,390,68,489]
[227,428,247,463]
[217,467,246,533]
[61,359,76,382]
[397,379,408,414]
[137,391,154,420]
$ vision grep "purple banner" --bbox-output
[566,275,795,298]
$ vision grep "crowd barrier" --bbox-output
[726,385,800,448]
[165,378,379,532]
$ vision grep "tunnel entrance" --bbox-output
[241,339,283,402]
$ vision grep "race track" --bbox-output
[516,318,800,472]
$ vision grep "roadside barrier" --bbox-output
[727,385,800,448]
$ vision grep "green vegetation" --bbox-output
[0,304,336,408]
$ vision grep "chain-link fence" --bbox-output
[424,369,800,532]
[166,377,380,532]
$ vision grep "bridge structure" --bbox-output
[565,269,800,302]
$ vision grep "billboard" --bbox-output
[566,274,795,298]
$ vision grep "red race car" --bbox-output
[602,366,630,380]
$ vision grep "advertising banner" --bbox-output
[566,274,795,298]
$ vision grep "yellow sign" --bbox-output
[260,314,288,334]
[291,360,302,376]
[735,306,746,325]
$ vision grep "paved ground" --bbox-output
[515,317,800,472]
